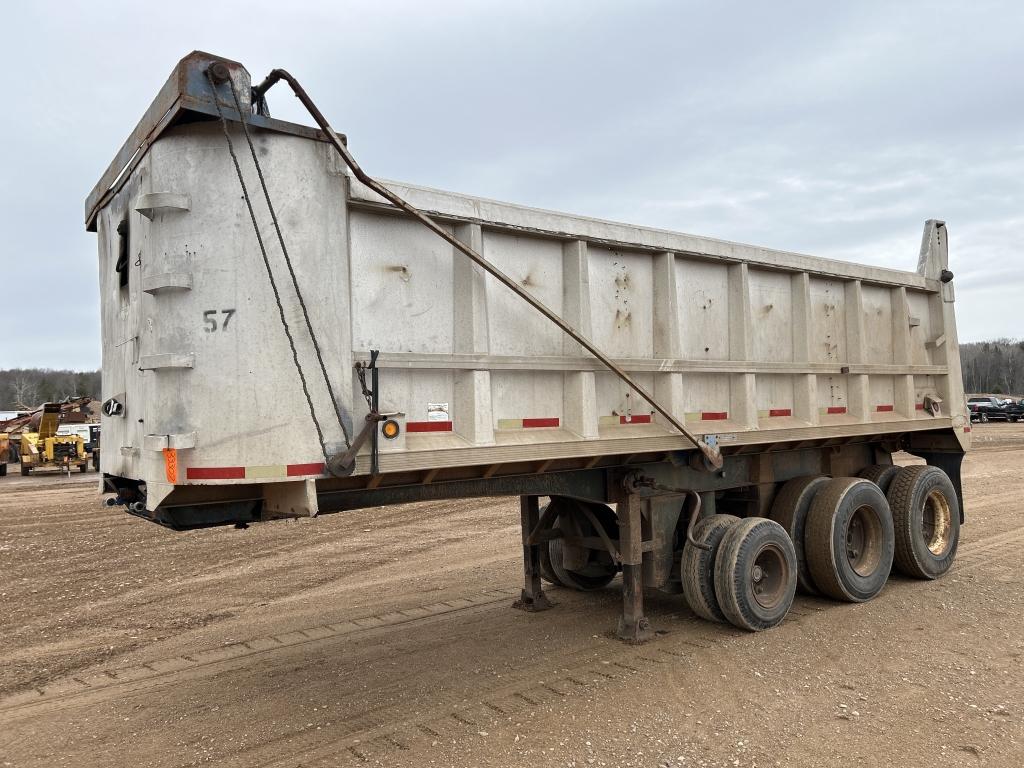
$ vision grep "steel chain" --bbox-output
[204,69,332,462]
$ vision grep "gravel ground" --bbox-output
[0,425,1021,767]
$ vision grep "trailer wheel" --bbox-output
[858,464,900,494]
[887,465,960,579]
[713,517,797,631]
[548,502,618,591]
[980,413,988,423]
[768,475,829,595]
[681,514,741,622]
[538,500,567,586]
[805,478,894,602]
[548,538,617,590]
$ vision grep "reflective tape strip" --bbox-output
[287,462,325,476]
[246,465,288,479]
[620,414,652,424]
[186,466,245,480]
[498,418,560,429]
[523,417,560,428]
[757,408,792,418]
[406,421,453,433]
[876,404,894,412]
[186,463,325,480]
[821,406,848,415]
[685,412,729,422]
[599,414,653,426]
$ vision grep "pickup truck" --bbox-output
[1004,399,1024,423]
[968,396,1010,422]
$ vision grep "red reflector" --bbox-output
[876,404,894,412]
[522,418,560,428]
[826,406,847,415]
[768,409,791,417]
[406,421,453,433]
[186,466,245,480]
[702,412,728,421]
[619,414,652,424]
[287,462,325,476]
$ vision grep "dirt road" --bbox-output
[1,426,1021,767]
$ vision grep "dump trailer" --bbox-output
[87,52,969,638]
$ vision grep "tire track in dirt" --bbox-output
[174,520,1024,768]
[3,517,1019,725]
[200,596,826,768]
[0,587,521,722]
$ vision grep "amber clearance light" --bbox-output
[381,419,401,440]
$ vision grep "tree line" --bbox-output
[960,339,1024,397]
[0,369,101,411]
[0,341,1020,411]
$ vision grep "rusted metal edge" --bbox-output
[84,51,334,232]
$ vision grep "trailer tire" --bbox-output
[887,465,960,579]
[20,464,30,476]
[713,517,797,632]
[681,514,741,622]
[548,502,619,591]
[768,475,829,595]
[805,478,894,602]
[538,499,568,586]
[980,413,988,423]
[540,539,563,586]
[0,463,6,477]
[858,464,900,494]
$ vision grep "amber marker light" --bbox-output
[381,419,401,440]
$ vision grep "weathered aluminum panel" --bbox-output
[88,54,969,514]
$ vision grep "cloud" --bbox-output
[0,0,1021,367]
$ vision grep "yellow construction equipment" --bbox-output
[18,403,91,476]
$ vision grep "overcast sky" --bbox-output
[1,1,1021,370]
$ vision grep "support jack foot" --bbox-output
[616,615,654,644]
[513,589,552,612]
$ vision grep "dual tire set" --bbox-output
[539,464,960,634]
[683,464,960,631]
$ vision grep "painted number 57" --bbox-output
[203,309,236,333]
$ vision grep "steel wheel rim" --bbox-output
[751,544,788,610]
[922,489,953,555]
[846,505,882,577]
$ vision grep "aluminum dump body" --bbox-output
[88,53,969,525]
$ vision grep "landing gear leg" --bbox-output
[616,493,654,643]
[513,495,552,612]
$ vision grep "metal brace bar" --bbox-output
[248,66,723,471]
